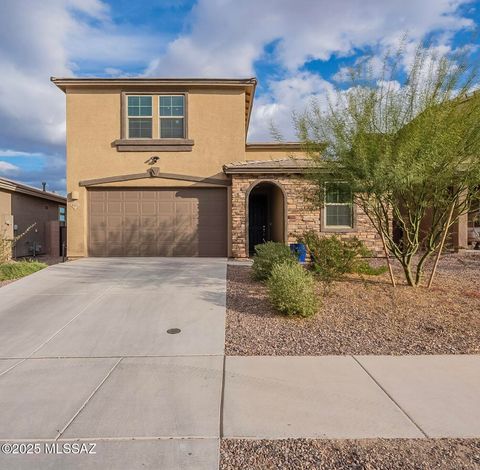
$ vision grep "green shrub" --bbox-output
[0,261,47,281]
[267,261,318,317]
[355,263,388,276]
[301,231,382,283]
[252,241,296,281]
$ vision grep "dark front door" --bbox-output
[249,193,271,254]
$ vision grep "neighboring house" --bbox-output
[0,178,67,258]
[52,77,383,258]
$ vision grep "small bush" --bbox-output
[0,261,47,281]
[355,263,388,276]
[301,231,382,283]
[252,241,296,281]
[267,261,318,317]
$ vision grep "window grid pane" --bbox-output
[326,205,353,227]
[160,95,184,117]
[326,183,351,204]
[160,118,184,138]
[128,118,152,138]
[127,96,152,117]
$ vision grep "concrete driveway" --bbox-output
[0,258,226,469]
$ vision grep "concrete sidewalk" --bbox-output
[223,355,480,439]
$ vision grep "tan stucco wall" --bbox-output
[66,87,252,257]
[245,148,305,161]
[0,189,13,240]
[65,85,308,257]
[11,193,64,257]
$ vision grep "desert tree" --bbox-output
[296,42,480,287]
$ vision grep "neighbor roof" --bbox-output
[0,177,66,204]
[223,158,314,174]
[51,76,257,132]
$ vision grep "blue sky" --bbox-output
[0,0,479,194]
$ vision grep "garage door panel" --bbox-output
[90,191,106,202]
[155,230,175,242]
[90,201,105,213]
[158,202,175,213]
[141,202,157,215]
[89,188,227,257]
[107,192,123,201]
[90,217,106,242]
[157,191,174,200]
[124,191,140,201]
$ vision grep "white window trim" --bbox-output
[159,95,185,139]
[126,94,153,139]
[324,183,354,229]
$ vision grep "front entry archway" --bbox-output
[247,181,286,255]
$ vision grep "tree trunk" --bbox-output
[427,202,456,288]
[402,262,416,287]
[379,228,396,287]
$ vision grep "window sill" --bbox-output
[113,139,194,152]
[322,227,356,233]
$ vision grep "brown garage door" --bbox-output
[88,188,227,257]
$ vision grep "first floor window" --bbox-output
[325,183,353,228]
[159,95,185,138]
[127,95,152,138]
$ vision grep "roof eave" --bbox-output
[0,178,66,204]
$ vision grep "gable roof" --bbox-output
[0,177,66,204]
[51,77,257,132]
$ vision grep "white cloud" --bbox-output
[0,149,44,157]
[0,0,475,187]
[146,0,474,78]
[145,0,474,140]
[248,72,336,141]
[0,0,159,154]
[0,161,20,174]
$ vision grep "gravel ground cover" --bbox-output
[225,254,480,355]
[220,438,480,470]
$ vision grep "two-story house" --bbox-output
[52,77,383,258]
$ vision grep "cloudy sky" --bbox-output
[0,0,478,193]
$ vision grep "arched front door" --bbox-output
[248,181,286,255]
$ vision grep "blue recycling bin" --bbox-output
[290,243,307,262]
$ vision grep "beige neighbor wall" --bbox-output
[231,174,384,258]
[66,87,249,258]
[0,189,13,241]
[11,193,63,257]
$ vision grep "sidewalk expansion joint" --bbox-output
[351,355,429,438]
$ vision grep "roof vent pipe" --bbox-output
[41,182,46,191]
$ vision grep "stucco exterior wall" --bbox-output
[64,84,312,258]
[245,148,305,161]
[0,189,13,240]
[11,193,63,257]
[66,87,253,257]
[231,174,384,258]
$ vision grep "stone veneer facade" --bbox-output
[231,173,384,258]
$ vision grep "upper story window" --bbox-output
[127,96,152,138]
[159,95,185,138]
[325,183,353,228]
[117,93,192,151]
